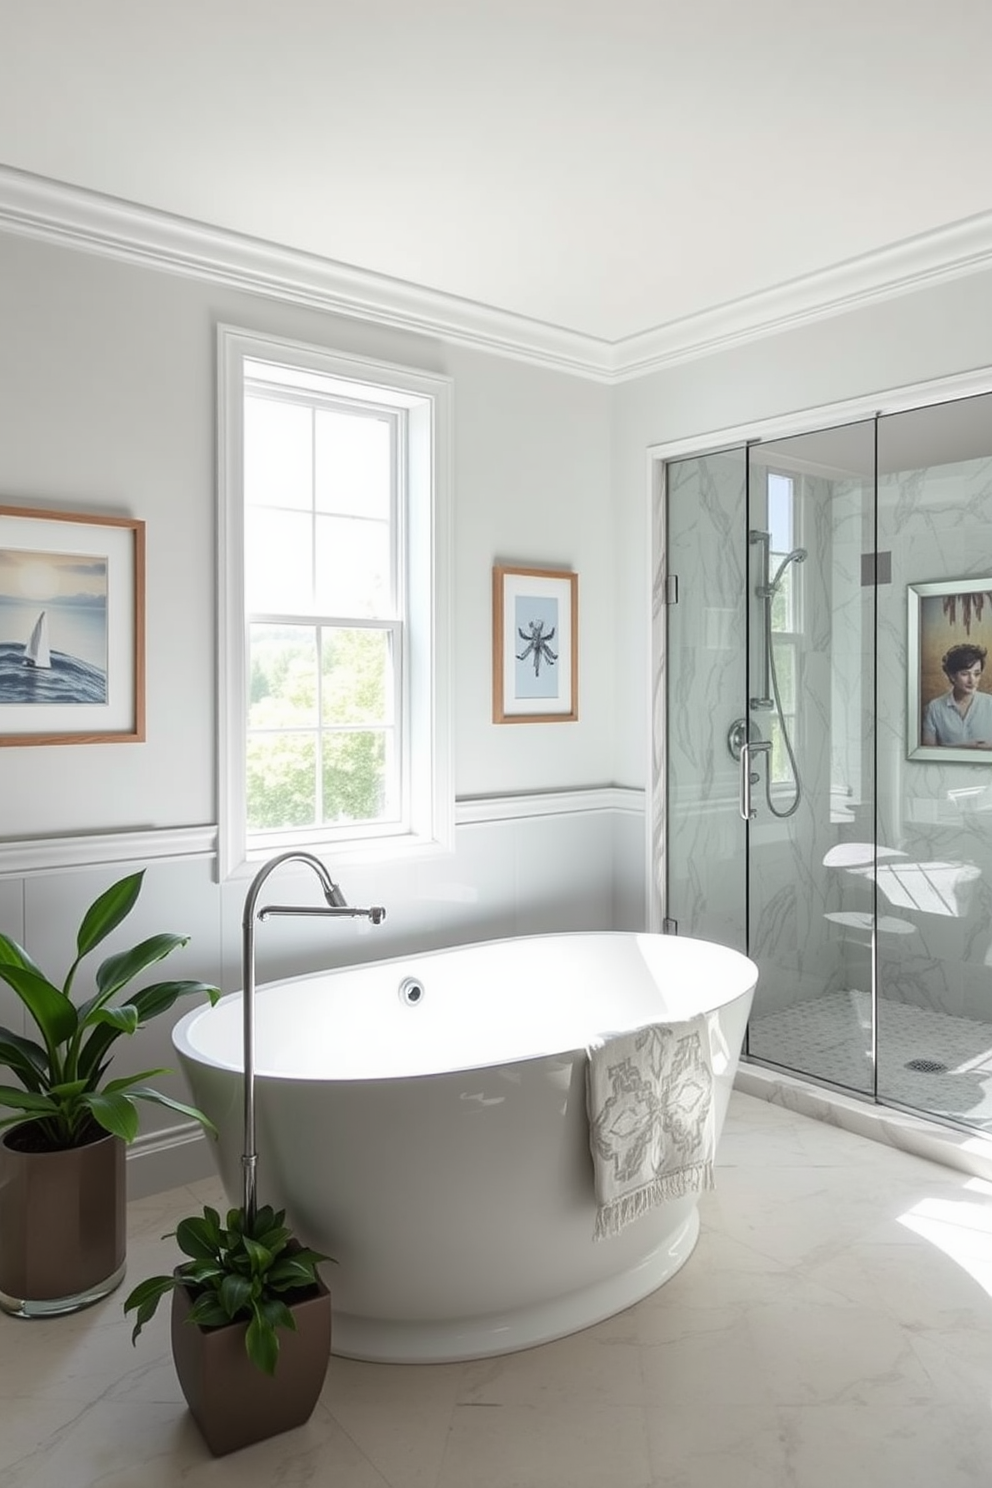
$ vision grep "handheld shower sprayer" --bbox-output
[760,547,807,597]
[739,533,807,819]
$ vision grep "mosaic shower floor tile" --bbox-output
[749,990,992,1131]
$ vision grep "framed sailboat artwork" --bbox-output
[0,505,145,746]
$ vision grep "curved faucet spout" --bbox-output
[240,850,385,1223]
[242,849,345,931]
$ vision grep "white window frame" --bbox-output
[217,325,452,880]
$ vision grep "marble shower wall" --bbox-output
[745,461,851,1018]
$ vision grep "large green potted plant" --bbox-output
[125,1201,332,1456]
[0,869,220,1316]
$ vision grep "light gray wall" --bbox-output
[0,230,636,1195]
[0,232,616,834]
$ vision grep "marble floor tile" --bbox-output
[457,1331,646,1408]
[644,1401,795,1488]
[323,1359,463,1488]
[777,1400,992,1488]
[436,1403,653,1488]
[3,1090,992,1487]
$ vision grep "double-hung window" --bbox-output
[218,327,451,878]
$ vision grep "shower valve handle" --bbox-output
[739,739,772,821]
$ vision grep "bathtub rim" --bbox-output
[172,929,758,1084]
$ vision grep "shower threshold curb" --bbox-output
[735,1062,992,1184]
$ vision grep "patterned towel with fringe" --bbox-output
[586,1017,715,1242]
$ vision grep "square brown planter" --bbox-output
[170,1275,332,1456]
[0,1127,126,1316]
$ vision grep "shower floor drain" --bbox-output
[905,1058,949,1074]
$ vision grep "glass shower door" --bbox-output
[664,447,748,953]
[744,423,877,1095]
[875,392,992,1132]
[664,397,992,1134]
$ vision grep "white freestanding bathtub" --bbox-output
[172,931,756,1363]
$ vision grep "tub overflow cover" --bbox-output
[399,977,425,1006]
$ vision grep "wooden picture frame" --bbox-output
[493,564,578,724]
[907,575,992,762]
[0,504,145,746]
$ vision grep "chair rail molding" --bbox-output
[0,789,646,878]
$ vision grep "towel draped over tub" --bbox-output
[585,1016,716,1241]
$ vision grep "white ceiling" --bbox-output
[2,0,992,348]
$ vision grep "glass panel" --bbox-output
[246,732,316,831]
[244,396,313,510]
[245,508,313,613]
[767,471,794,553]
[665,448,748,952]
[314,515,391,617]
[875,390,992,1133]
[321,627,390,725]
[248,625,317,728]
[315,410,391,518]
[745,422,876,1096]
[321,730,388,824]
[772,644,795,715]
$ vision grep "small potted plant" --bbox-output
[120,851,370,1454]
[0,870,220,1316]
[124,1201,332,1456]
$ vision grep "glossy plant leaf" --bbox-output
[0,933,47,981]
[82,1090,140,1142]
[0,964,76,1047]
[75,872,144,960]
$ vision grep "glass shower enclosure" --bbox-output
[660,391,992,1134]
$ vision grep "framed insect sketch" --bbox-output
[907,576,992,762]
[492,564,578,724]
[0,503,145,746]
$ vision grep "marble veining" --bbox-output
[4,1091,992,1487]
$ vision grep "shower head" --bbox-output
[765,547,808,594]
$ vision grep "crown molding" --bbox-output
[611,210,992,380]
[0,165,613,380]
[3,165,992,383]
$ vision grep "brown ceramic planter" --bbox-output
[171,1274,332,1456]
[0,1126,126,1317]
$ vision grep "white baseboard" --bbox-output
[126,1122,219,1201]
